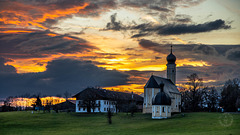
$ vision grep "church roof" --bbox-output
[145,75,180,97]
[145,75,160,88]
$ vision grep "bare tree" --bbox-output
[81,94,98,113]
[64,91,70,101]
[33,96,42,111]
[181,73,204,112]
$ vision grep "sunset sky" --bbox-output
[0,0,240,98]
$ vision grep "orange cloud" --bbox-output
[0,30,35,34]
[104,84,144,95]
[171,36,187,44]
[0,2,89,30]
[46,33,58,37]
[63,36,79,41]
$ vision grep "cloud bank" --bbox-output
[0,58,129,98]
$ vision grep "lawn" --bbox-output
[0,111,239,135]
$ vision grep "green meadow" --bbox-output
[0,111,239,135]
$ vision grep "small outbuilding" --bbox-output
[152,82,171,119]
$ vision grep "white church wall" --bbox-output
[152,105,171,119]
[143,88,161,113]
[170,93,181,113]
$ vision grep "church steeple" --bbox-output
[166,46,176,84]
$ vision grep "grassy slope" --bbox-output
[0,112,239,135]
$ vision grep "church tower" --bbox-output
[166,46,176,84]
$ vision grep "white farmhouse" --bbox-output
[73,88,143,113]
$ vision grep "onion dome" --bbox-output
[152,82,171,105]
[152,92,171,105]
[166,45,176,64]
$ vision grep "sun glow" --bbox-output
[177,59,211,67]
[104,84,145,95]
[9,97,76,108]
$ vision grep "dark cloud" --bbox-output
[177,64,240,87]
[156,19,231,35]
[226,48,240,61]
[121,0,205,12]
[0,30,96,59]
[104,13,231,37]
[0,57,16,73]
[0,58,129,98]
[132,19,231,37]
[192,45,219,56]
[149,6,172,12]
[125,70,165,85]
[104,13,126,31]
[131,33,149,38]
[173,14,192,23]
[138,38,240,63]
[139,39,164,50]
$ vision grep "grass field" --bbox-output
[0,111,239,135]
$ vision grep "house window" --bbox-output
[79,107,81,111]
[83,108,85,111]
[98,107,100,111]
[162,107,165,112]
[168,107,170,113]
[104,108,106,111]
[104,101,106,104]
[98,101,100,105]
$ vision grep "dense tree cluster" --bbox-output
[220,78,240,112]
[181,73,240,112]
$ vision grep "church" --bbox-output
[143,46,181,119]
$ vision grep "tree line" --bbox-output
[181,73,240,112]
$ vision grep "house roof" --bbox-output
[145,75,180,97]
[72,87,143,102]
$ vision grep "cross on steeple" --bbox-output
[171,45,173,54]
